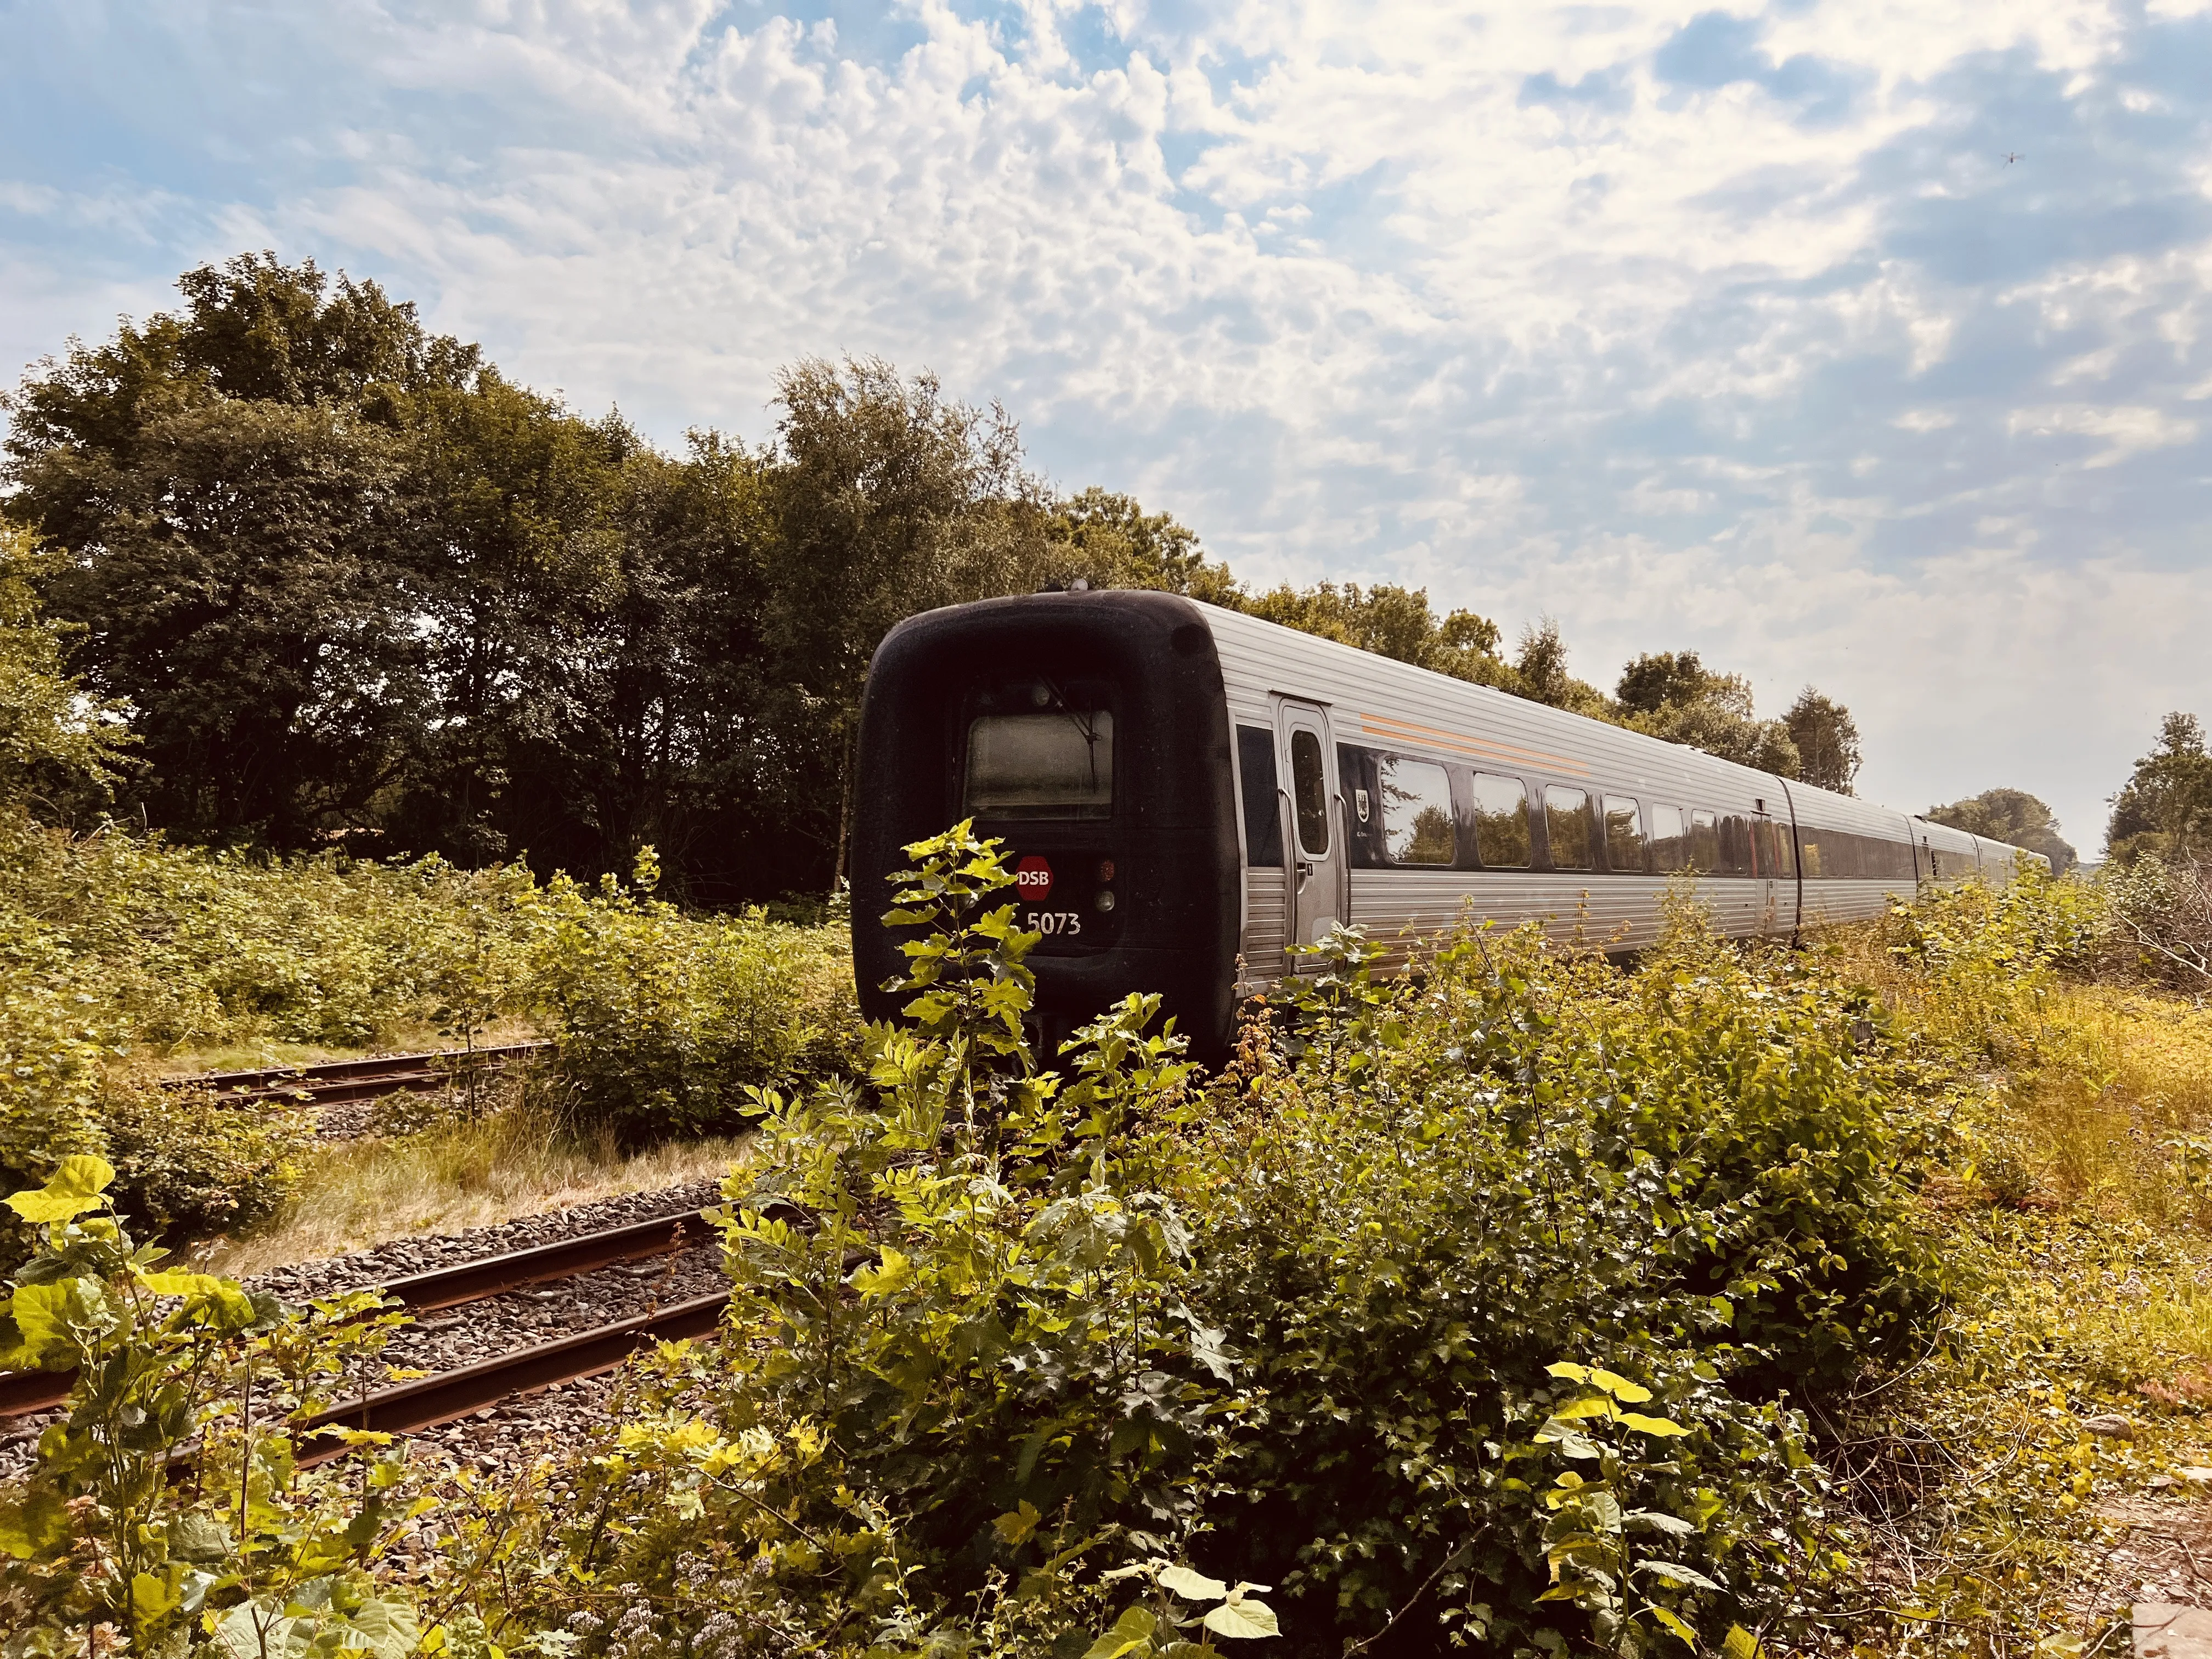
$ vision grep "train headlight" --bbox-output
[1095,889,1116,912]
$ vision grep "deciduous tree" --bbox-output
[1928,788,2077,872]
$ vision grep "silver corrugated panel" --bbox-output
[1242,870,1286,979]
[1197,599,2024,983]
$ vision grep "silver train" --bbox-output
[851,591,2043,1057]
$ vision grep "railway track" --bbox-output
[167,1041,552,1108]
[0,1204,741,1424]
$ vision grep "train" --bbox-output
[850,589,2044,1058]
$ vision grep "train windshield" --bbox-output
[963,710,1115,819]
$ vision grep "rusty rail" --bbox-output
[298,1290,731,1461]
[165,1042,553,1108]
[0,1206,722,1420]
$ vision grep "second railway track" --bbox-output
[167,1041,552,1108]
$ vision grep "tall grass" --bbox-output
[202,1101,750,1276]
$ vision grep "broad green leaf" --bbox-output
[1159,1565,1229,1601]
[1546,1362,1593,1383]
[1640,1561,1723,1591]
[1533,1421,1603,1458]
[1651,1607,1699,1647]
[1624,1510,1699,1536]
[1589,1369,1652,1403]
[1548,1397,1616,1421]
[1620,1413,1692,1438]
[0,1488,69,1558]
[1724,1624,1764,1659]
[1201,1597,1281,1640]
[993,1500,1041,1545]
[6,1155,115,1223]
[133,1567,183,1622]
[1083,1605,1160,1659]
[8,1281,88,1364]
[171,1511,233,1565]
[851,1248,912,1297]
[345,1595,423,1659]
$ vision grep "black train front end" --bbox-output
[849,591,1242,1060]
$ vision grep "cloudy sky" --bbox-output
[5,0,2210,851]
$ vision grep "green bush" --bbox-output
[97,1083,312,1239]
[1164,918,1920,1652]
[524,852,861,1143]
[0,817,861,1256]
[0,815,544,1051]
[514,828,1934,1659]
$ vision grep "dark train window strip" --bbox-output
[1796,826,1916,881]
[1236,725,1283,868]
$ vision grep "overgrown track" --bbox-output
[165,1042,553,1108]
[297,1290,731,1464]
[0,1206,721,1420]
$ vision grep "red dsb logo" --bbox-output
[1014,856,1054,901]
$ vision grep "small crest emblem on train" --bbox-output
[1355,788,1372,823]
[1014,856,1054,900]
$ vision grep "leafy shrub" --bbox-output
[0,1156,425,1654]
[518,827,1923,1659]
[528,825,1243,1655]
[0,816,861,1255]
[1158,918,1903,1654]
[97,1082,312,1239]
[2096,851,2212,993]
[524,852,861,1142]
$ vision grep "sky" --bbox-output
[4,0,2210,853]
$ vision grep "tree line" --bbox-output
[6,253,1875,901]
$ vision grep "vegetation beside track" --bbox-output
[7,826,2212,1656]
[0,815,858,1257]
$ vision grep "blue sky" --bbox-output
[5,0,2211,850]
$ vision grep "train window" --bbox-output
[1647,805,1685,872]
[963,710,1114,819]
[1470,772,1531,868]
[1290,729,1330,856]
[1799,836,1822,878]
[1718,814,1753,876]
[1602,797,1644,873]
[1236,725,1283,868]
[1756,819,1793,879]
[1379,757,1455,865]
[1544,786,1594,871]
[1688,809,1719,873]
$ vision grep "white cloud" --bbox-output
[1,0,2209,846]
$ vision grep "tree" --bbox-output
[1616,651,1711,716]
[0,524,133,819]
[2108,713,2212,864]
[4,253,470,848]
[1612,649,1799,775]
[1783,689,1862,794]
[30,401,418,844]
[1244,582,1511,686]
[1927,788,2077,873]
[1045,487,1239,603]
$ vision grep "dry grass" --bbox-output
[199,1104,749,1278]
[1995,988,2212,1223]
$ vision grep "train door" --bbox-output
[1277,702,1344,959]
[1753,806,1780,934]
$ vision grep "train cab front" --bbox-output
[849,590,1241,1062]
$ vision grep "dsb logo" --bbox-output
[1014,856,1054,901]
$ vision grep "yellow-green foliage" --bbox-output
[524,852,859,1142]
[0,817,859,1251]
